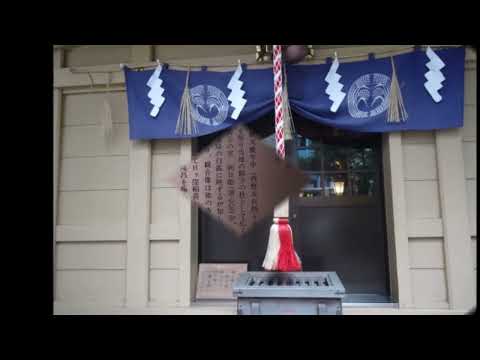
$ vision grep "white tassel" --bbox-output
[262,219,280,271]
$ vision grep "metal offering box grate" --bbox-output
[233,272,345,315]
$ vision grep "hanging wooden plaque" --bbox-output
[176,125,307,237]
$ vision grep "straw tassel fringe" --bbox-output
[387,57,408,123]
[175,67,197,136]
[282,64,295,140]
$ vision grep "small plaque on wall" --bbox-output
[196,263,248,300]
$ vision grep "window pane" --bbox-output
[299,173,323,198]
[348,147,365,170]
[294,134,379,199]
[297,148,322,171]
[363,147,376,169]
[348,146,376,170]
[295,135,321,149]
[324,144,348,171]
[350,172,376,196]
[324,173,349,197]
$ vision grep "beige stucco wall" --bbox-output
[53,45,476,314]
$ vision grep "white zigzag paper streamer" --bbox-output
[227,63,247,120]
[424,47,446,103]
[325,56,346,113]
[147,64,166,117]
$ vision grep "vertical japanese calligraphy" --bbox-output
[177,125,307,236]
[215,141,224,218]
[248,136,258,224]
[237,127,247,234]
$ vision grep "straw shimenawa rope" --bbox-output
[387,57,408,123]
[175,67,197,136]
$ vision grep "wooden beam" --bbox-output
[53,89,61,229]
[407,219,444,238]
[54,67,125,88]
[125,46,153,308]
[384,133,413,308]
[149,223,179,241]
[56,224,127,242]
[53,47,64,301]
[177,139,197,306]
[53,301,469,315]
[126,140,152,307]
[54,45,469,89]
[62,86,125,95]
[435,129,475,311]
[190,194,199,301]
[54,48,65,69]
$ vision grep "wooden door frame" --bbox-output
[381,133,412,308]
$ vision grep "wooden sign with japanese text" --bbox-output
[177,125,307,236]
[196,263,247,300]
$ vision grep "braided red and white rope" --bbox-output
[273,45,285,159]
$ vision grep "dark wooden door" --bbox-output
[288,130,391,303]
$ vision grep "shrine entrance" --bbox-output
[197,116,391,303]
[288,119,391,303]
